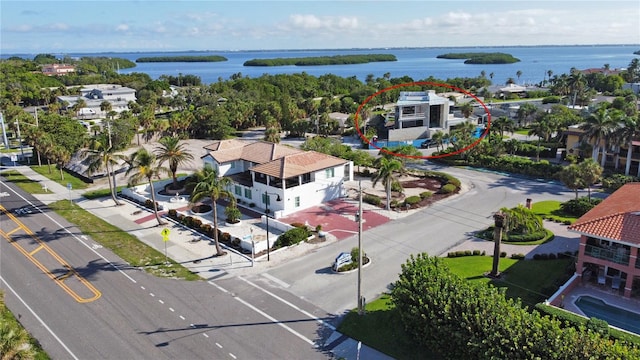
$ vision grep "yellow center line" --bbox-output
[29,244,44,256]
[0,205,101,303]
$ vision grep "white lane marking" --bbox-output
[261,273,290,288]
[169,307,175,312]
[179,315,185,320]
[149,293,155,297]
[0,181,136,283]
[0,276,80,360]
[216,343,223,348]
[141,286,146,290]
[238,276,336,331]
[208,281,314,346]
[229,353,237,359]
[158,300,164,304]
[203,333,209,338]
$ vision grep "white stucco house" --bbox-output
[57,84,137,118]
[387,90,471,142]
[201,140,354,218]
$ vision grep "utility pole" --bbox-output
[357,180,364,315]
[14,120,24,160]
[34,108,41,166]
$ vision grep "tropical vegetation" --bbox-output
[243,54,397,66]
[136,55,227,63]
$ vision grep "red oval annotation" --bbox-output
[354,81,491,160]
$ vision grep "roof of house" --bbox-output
[568,183,640,245]
[203,140,302,164]
[251,150,348,178]
[203,139,348,179]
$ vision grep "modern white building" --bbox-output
[387,91,470,142]
[201,140,354,218]
[57,84,137,118]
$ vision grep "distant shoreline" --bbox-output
[2,44,638,57]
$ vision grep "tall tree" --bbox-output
[528,120,552,161]
[559,163,586,199]
[154,136,194,190]
[372,156,404,211]
[579,158,603,202]
[612,115,640,175]
[579,107,616,166]
[125,149,166,226]
[83,138,126,206]
[188,165,235,256]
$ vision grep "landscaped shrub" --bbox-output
[560,197,602,217]
[548,253,557,260]
[601,174,639,192]
[221,232,231,243]
[439,184,457,194]
[182,216,194,227]
[542,95,562,104]
[472,250,481,256]
[290,222,305,228]
[510,253,526,260]
[404,195,422,205]
[168,209,177,218]
[363,194,382,206]
[274,227,311,248]
[505,230,547,242]
[420,191,433,199]
[500,251,507,258]
[392,254,640,359]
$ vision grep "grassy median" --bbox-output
[47,200,200,281]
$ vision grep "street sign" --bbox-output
[66,183,72,190]
[161,228,170,237]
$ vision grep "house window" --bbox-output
[294,196,300,207]
[262,193,271,206]
[302,173,311,184]
[234,185,241,196]
[325,168,335,178]
[229,161,236,169]
[244,188,252,199]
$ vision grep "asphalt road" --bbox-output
[0,180,330,360]
[252,164,577,314]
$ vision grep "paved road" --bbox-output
[243,164,577,314]
[0,180,330,360]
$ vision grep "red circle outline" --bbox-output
[354,81,491,159]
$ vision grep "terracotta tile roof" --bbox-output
[203,140,302,164]
[251,151,348,178]
[568,183,640,245]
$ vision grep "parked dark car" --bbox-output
[420,139,435,149]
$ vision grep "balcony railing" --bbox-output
[584,245,630,266]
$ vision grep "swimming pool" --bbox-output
[575,295,640,335]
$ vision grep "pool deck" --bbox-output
[561,283,640,330]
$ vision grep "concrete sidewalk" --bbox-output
[5,165,394,360]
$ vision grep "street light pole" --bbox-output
[14,121,24,160]
[357,180,364,315]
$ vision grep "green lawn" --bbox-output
[31,165,89,190]
[0,170,51,194]
[515,129,530,136]
[338,256,574,359]
[531,200,578,224]
[48,200,200,281]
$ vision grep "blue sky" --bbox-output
[1,0,639,53]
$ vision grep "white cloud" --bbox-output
[289,14,359,31]
[115,24,129,32]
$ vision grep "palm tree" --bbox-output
[611,115,640,175]
[372,156,404,211]
[580,107,616,166]
[125,149,166,226]
[431,130,444,151]
[50,145,70,180]
[559,163,585,200]
[154,136,194,190]
[100,101,112,118]
[459,102,474,119]
[189,165,235,256]
[528,121,551,161]
[492,116,514,138]
[83,138,126,206]
[516,70,522,83]
[579,158,603,202]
